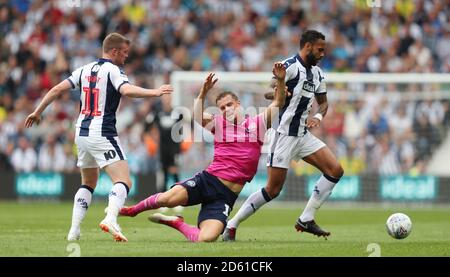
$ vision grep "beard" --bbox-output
[306,51,319,66]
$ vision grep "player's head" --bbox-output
[102,33,130,66]
[300,30,326,66]
[216,91,241,122]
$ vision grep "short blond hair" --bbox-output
[102,33,130,53]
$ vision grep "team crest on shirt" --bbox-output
[185,180,196,187]
[245,123,257,134]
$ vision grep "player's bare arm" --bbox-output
[25,79,73,128]
[120,83,173,98]
[264,91,275,100]
[264,62,287,129]
[194,73,218,128]
[306,93,328,128]
[264,89,291,100]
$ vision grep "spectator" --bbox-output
[37,133,67,172]
[153,95,183,188]
[11,136,37,173]
[373,134,401,175]
[390,103,413,140]
[414,113,433,160]
[339,138,366,175]
[366,107,389,138]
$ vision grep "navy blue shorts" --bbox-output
[175,171,238,229]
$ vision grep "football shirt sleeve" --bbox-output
[316,68,327,94]
[110,65,130,92]
[66,66,83,89]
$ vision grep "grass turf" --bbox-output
[0,201,449,257]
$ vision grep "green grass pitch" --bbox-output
[0,201,449,257]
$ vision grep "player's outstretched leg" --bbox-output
[224,167,286,241]
[68,185,94,241]
[100,182,129,242]
[120,185,188,217]
[224,188,273,241]
[119,192,163,217]
[296,174,340,238]
[297,146,344,238]
[149,213,200,242]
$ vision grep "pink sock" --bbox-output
[171,220,200,242]
[131,193,162,215]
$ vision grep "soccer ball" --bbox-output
[386,213,412,239]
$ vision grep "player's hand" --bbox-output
[25,112,41,128]
[272,62,286,80]
[157,84,173,96]
[285,89,292,98]
[200,73,218,96]
[306,117,320,129]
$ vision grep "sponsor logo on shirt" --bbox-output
[302,81,315,93]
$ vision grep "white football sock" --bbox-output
[300,174,339,222]
[105,182,129,223]
[70,185,94,229]
[227,188,272,229]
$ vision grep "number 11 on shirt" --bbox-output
[81,87,102,116]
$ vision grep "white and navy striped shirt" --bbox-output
[66,58,129,137]
[277,54,327,137]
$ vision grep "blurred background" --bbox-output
[1,0,449,203]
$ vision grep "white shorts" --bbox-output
[75,136,127,169]
[262,128,276,154]
[266,131,326,169]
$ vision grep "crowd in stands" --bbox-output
[0,0,449,176]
